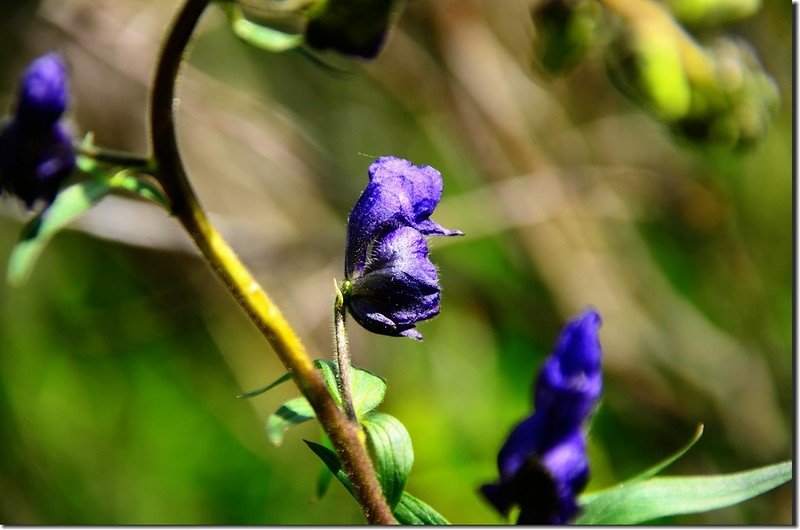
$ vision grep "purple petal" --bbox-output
[0,119,75,208]
[539,431,589,522]
[497,413,548,481]
[345,156,459,277]
[16,53,69,130]
[534,308,603,432]
[347,227,441,339]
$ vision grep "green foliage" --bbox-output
[576,460,792,524]
[623,424,704,484]
[393,491,450,525]
[7,180,112,286]
[262,361,386,446]
[6,140,168,287]
[238,372,292,399]
[304,438,448,524]
[316,360,387,417]
[266,397,316,446]
[361,411,413,507]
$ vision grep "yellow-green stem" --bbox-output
[147,0,394,524]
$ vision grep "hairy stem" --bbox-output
[147,0,394,523]
[334,286,358,422]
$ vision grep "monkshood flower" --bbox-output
[481,308,602,524]
[0,53,75,208]
[343,156,461,340]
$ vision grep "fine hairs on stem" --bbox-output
[146,0,394,523]
[334,283,358,423]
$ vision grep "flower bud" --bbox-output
[481,309,603,524]
[0,53,75,208]
[305,0,401,58]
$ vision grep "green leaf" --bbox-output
[305,439,446,525]
[313,432,336,501]
[315,462,334,501]
[107,172,170,211]
[362,412,414,507]
[303,439,354,495]
[266,397,315,446]
[315,360,387,417]
[393,491,450,525]
[576,460,792,525]
[237,372,292,399]
[7,180,112,286]
[625,424,704,485]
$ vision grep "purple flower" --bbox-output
[481,308,603,524]
[15,53,69,130]
[0,53,75,208]
[344,156,461,339]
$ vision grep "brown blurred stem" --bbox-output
[147,0,394,524]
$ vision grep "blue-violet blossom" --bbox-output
[0,53,75,208]
[344,156,462,340]
[481,308,603,524]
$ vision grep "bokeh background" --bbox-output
[0,0,792,524]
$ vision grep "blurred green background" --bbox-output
[0,0,792,524]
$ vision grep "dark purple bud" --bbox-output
[348,226,439,340]
[535,308,603,435]
[482,430,589,525]
[344,156,461,339]
[15,53,69,130]
[480,309,603,524]
[1,53,75,208]
[0,120,75,208]
[304,0,399,59]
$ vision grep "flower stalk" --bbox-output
[147,0,394,523]
[334,282,358,423]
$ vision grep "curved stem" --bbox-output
[147,0,394,524]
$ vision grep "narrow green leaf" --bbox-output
[303,439,354,495]
[266,397,315,446]
[237,372,292,399]
[315,464,334,502]
[313,432,336,501]
[393,491,450,525]
[7,180,112,286]
[305,438,447,525]
[315,360,341,405]
[625,424,705,485]
[315,359,387,417]
[576,460,792,525]
[362,412,414,507]
[108,172,170,210]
